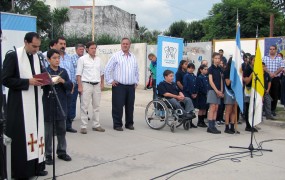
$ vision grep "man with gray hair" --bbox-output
[105,38,139,131]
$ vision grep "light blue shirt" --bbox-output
[60,53,76,83]
[105,50,139,85]
[70,54,80,71]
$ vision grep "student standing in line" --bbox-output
[223,58,239,134]
[183,63,197,128]
[196,64,209,128]
[175,60,188,91]
[206,52,224,134]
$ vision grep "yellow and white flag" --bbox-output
[249,43,264,126]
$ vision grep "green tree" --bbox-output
[202,0,284,40]
[143,30,162,44]
[50,7,70,39]
[138,25,148,40]
[29,1,52,36]
[0,0,12,11]
[164,20,187,38]
[182,21,205,42]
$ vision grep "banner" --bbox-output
[264,37,285,56]
[1,12,36,61]
[156,36,184,86]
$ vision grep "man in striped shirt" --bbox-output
[105,38,139,131]
[263,45,284,116]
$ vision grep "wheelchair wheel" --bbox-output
[183,120,190,130]
[145,100,168,130]
[170,124,175,133]
[166,116,184,128]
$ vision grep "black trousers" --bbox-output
[244,102,252,128]
[270,77,280,111]
[112,84,135,128]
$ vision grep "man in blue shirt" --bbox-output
[55,37,77,133]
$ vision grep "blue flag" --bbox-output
[230,22,244,113]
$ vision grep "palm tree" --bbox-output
[139,26,148,40]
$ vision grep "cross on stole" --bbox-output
[39,137,45,155]
[27,133,37,152]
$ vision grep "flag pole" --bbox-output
[255,25,259,55]
[234,9,239,134]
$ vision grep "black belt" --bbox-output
[83,81,99,85]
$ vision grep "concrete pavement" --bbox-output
[39,89,285,180]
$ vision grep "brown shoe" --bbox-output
[92,126,105,132]
[80,128,87,134]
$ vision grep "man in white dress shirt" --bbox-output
[105,38,139,131]
[76,41,105,134]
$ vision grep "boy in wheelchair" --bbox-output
[157,70,196,120]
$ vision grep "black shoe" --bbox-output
[66,128,77,133]
[190,112,197,119]
[45,155,53,165]
[230,127,240,134]
[207,127,221,134]
[125,125,135,130]
[190,122,197,128]
[271,111,276,116]
[197,122,207,128]
[185,113,195,119]
[245,127,258,132]
[58,154,72,161]
[114,127,123,131]
[224,129,234,134]
[36,170,48,176]
[266,116,277,120]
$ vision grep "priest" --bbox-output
[2,32,48,179]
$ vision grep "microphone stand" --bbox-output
[229,69,272,158]
[38,53,66,180]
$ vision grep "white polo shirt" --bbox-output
[76,54,104,82]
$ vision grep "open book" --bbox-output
[33,72,52,86]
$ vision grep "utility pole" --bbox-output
[92,0,95,41]
[11,0,15,12]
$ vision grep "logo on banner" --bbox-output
[162,42,179,68]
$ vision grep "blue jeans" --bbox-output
[66,84,78,129]
[167,97,194,114]
[45,120,67,156]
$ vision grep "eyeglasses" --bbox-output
[269,49,276,50]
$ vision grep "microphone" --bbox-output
[37,52,49,70]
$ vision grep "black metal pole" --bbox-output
[50,91,56,180]
[0,28,7,180]
[229,72,272,156]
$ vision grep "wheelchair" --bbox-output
[145,97,193,132]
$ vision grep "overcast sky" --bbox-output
[70,0,221,31]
